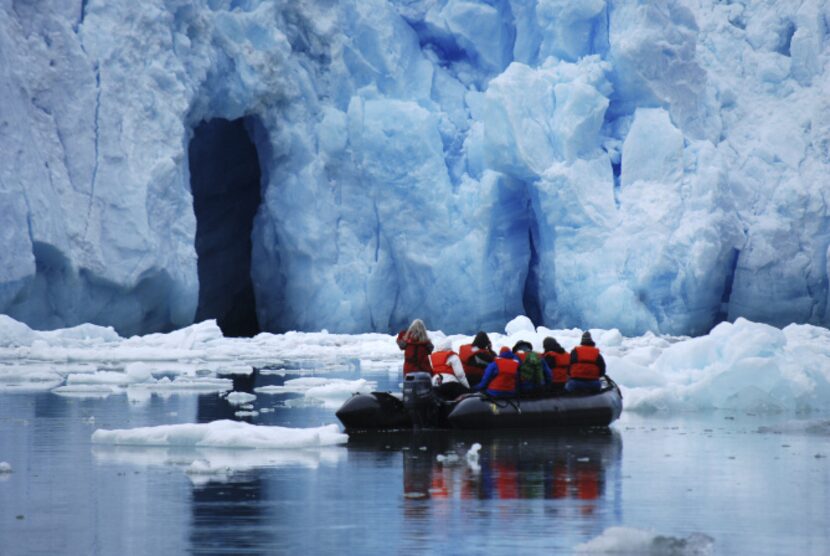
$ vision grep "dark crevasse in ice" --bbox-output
[716,248,741,324]
[523,225,543,327]
[189,117,262,337]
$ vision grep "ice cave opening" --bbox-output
[188,117,263,337]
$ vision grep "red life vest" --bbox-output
[570,346,601,380]
[488,357,519,394]
[515,352,527,362]
[544,351,570,384]
[430,350,456,377]
[398,331,432,375]
[459,344,492,384]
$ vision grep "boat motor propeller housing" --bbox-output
[402,372,438,428]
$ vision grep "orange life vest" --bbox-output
[488,357,519,394]
[459,344,476,368]
[570,345,601,380]
[430,350,456,377]
[544,351,570,384]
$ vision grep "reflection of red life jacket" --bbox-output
[398,331,432,375]
[570,346,601,380]
[544,351,570,384]
[488,358,519,393]
[430,469,450,499]
[550,463,568,499]
[495,462,519,499]
[575,467,601,500]
[430,350,456,377]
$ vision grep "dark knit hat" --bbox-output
[581,331,594,345]
[472,331,491,350]
[512,340,533,353]
[543,336,563,353]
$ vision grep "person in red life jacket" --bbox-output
[430,339,470,400]
[396,319,433,375]
[512,340,552,395]
[542,336,570,393]
[458,331,495,385]
[474,346,520,398]
[511,340,534,361]
[566,331,606,393]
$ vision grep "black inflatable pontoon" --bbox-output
[336,372,622,432]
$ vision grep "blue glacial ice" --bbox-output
[1,1,830,336]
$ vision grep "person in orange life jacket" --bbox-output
[512,340,552,394]
[474,346,521,398]
[542,336,569,393]
[396,319,433,375]
[566,331,606,393]
[458,331,495,385]
[430,338,470,400]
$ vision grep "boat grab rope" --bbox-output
[483,394,522,414]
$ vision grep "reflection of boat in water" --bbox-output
[347,428,622,505]
[336,373,622,432]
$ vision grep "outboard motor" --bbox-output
[402,372,437,428]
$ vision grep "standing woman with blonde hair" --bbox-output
[396,319,434,375]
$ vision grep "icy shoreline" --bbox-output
[2,314,830,414]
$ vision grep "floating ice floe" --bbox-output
[91,420,347,449]
[757,420,830,436]
[92,443,345,485]
[0,462,12,473]
[90,419,347,484]
[255,377,377,408]
[574,526,714,554]
[225,391,257,406]
[3,314,830,415]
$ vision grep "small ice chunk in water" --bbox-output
[0,462,12,473]
[226,392,257,406]
[466,443,482,473]
[436,453,460,464]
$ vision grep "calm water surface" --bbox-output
[1,369,829,555]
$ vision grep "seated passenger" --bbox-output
[396,319,433,376]
[542,337,569,393]
[429,339,470,400]
[566,331,606,394]
[475,346,520,398]
[513,341,552,395]
[459,331,495,385]
[511,340,534,362]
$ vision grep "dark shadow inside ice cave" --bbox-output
[189,117,262,337]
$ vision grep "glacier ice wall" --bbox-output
[1,0,830,336]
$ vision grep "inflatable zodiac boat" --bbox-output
[336,372,622,432]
